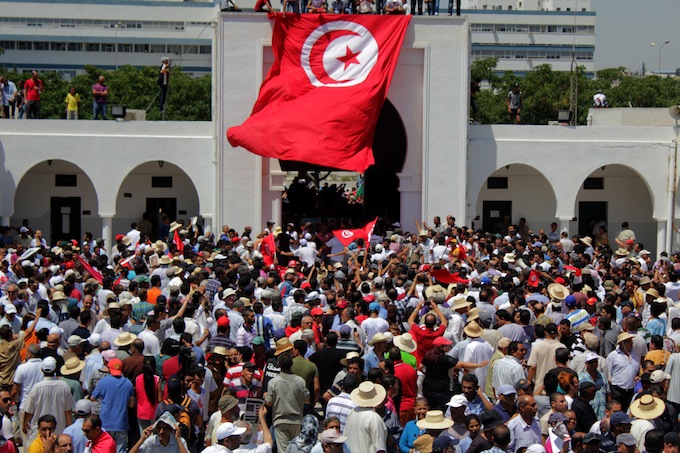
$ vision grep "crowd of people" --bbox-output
[0,214,679,453]
[250,0,459,16]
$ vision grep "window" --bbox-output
[118,44,133,53]
[51,42,66,51]
[583,178,604,190]
[152,177,173,188]
[101,43,115,52]
[17,41,32,50]
[33,42,49,51]
[134,44,149,52]
[55,175,77,187]
[487,177,508,189]
[150,44,165,53]
[0,41,15,50]
[86,43,100,52]
[167,45,182,54]
[199,45,211,54]
[67,43,83,51]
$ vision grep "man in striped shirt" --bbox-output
[236,309,256,348]
[325,374,358,431]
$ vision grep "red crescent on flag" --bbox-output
[309,29,359,85]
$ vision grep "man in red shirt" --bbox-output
[23,71,44,119]
[82,415,116,453]
[407,299,448,363]
[389,346,417,426]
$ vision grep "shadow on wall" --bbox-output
[0,140,17,224]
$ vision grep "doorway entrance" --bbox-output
[578,201,607,238]
[482,200,512,233]
[50,197,81,245]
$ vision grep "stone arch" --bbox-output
[113,161,200,240]
[12,159,99,245]
[474,163,557,232]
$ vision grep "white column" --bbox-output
[202,215,213,240]
[558,217,573,236]
[0,216,10,227]
[397,172,422,231]
[101,215,113,262]
[656,219,667,256]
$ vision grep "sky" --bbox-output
[595,0,680,72]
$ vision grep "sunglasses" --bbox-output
[82,428,93,434]
[2,398,11,403]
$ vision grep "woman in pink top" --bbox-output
[135,357,161,432]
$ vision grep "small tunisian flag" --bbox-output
[332,217,377,248]
[173,230,184,254]
[227,14,411,172]
[260,233,277,268]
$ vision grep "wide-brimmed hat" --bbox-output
[464,320,483,338]
[393,333,417,353]
[368,333,389,346]
[615,248,629,257]
[169,221,182,233]
[416,410,454,430]
[452,294,472,310]
[158,255,171,265]
[274,338,293,356]
[616,332,636,344]
[418,229,429,237]
[350,381,386,408]
[467,307,480,322]
[580,236,593,247]
[212,346,229,357]
[114,332,137,347]
[121,236,132,246]
[340,351,361,367]
[645,288,661,299]
[60,357,85,376]
[547,283,569,300]
[503,253,516,263]
[630,394,666,420]
[153,240,168,253]
[639,276,652,286]
[425,284,446,299]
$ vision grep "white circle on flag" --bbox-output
[300,20,379,88]
[341,230,354,239]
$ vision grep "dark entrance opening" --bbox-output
[50,197,81,245]
[280,99,407,226]
[578,201,607,238]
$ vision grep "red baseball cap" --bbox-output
[335,300,348,309]
[217,316,230,327]
[108,358,123,376]
[311,308,324,316]
[433,337,452,347]
[586,297,598,306]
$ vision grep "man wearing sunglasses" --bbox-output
[81,415,115,453]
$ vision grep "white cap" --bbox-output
[42,357,57,373]
[446,394,469,408]
[215,422,246,441]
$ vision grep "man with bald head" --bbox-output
[0,284,19,307]
[41,333,65,372]
[507,395,541,452]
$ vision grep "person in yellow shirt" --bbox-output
[27,415,56,453]
[64,86,81,120]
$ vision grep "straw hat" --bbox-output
[121,236,132,246]
[393,333,417,353]
[615,248,629,257]
[340,351,361,367]
[169,221,182,233]
[452,294,472,310]
[158,256,172,265]
[467,307,480,322]
[503,253,516,263]
[547,283,569,301]
[630,394,666,420]
[645,288,661,299]
[616,332,636,344]
[425,284,446,299]
[350,381,386,408]
[368,333,389,346]
[60,357,86,376]
[580,236,593,247]
[418,229,429,237]
[274,338,294,356]
[154,240,168,253]
[464,320,483,338]
[114,332,137,347]
[416,410,454,430]
[212,346,229,357]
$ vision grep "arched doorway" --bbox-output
[279,99,407,226]
[575,165,654,251]
[476,164,557,233]
[13,160,99,245]
[114,161,200,240]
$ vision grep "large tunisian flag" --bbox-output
[332,217,377,248]
[227,14,411,172]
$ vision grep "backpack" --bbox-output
[164,397,192,438]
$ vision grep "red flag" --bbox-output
[528,269,541,287]
[227,14,411,172]
[261,233,277,268]
[119,255,135,271]
[332,217,377,248]
[76,255,103,284]
[430,269,469,285]
[564,265,582,277]
[173,230,184,254]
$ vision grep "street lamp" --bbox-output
[114,21,122,70]
[651,40,670,73]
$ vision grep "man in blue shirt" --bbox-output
[63,399,92,453]
[91,358,135,453]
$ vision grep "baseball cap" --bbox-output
[585,352,599,362]
[480,409,503,431]
[4,305,16,315]
[548,412,567,423]
[497,384,517,396]
[515,379,532,391]
[339,324,352,335]
[497,337,511,349]
[215,422,246,441]
[616,434,637,447]
[565,295,577,307]
[650,369,671,384]
[579,381,601,392]
[369,302,381,312]
[446,394,468,408]
[68,335,87,348]
[545,323,558,335]
[108,358,123,376]
[101,350,117,362]
[433,337,452,347]
[610,411,633,426]
[75,399,93,416]
[251,337,265,346]
[433,436,460,450]
[41,357,57,373]
[311,307,324,316]
[584,433,602,444]
[217,316,230,327]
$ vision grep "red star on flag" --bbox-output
[337,46,361,70]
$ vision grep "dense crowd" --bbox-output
[0,215,679,453]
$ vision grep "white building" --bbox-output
[0,0,594,78]
[3,13,673,259]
